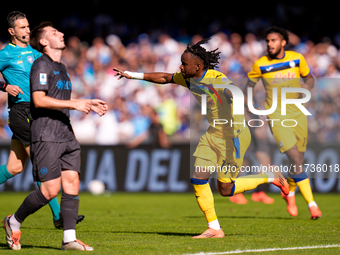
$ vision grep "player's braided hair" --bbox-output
[185,38,221,69]
[266,26,289,44]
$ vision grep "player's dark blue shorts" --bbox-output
[31,139,81,182]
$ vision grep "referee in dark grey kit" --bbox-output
[2,21,108,251]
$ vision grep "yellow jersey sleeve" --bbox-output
[299,54,311,77]
[247,61,262,83]
[172,72,188,87]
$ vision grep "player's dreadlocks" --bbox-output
[185,38,221,70]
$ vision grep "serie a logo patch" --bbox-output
[40,73,47,85]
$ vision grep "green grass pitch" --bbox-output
[0,192,339,254]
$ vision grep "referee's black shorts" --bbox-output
[8,102,32,146]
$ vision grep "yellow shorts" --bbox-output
[270,114,308,153]
[194,126,251,183]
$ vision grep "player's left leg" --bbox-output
[285,114,321,219]
[217,127,289,197]
[60,170,93,251]
[217,168,288,197]
[285,146,321,219]
[59,139,93,250]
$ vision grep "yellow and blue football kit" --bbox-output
[173,69,271,225]
[248,51,310,153]
[172,69,250,182]
[248,51,317,216]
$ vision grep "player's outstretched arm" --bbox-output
[113,67,173,84]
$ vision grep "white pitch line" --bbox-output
[185,244,340,255]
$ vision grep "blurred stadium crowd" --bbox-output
[0,27,340,145]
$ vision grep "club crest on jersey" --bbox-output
[40,73,47,85]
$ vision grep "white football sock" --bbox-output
[308,201,317,209]
[208,219,221,230]
[63,229,76,243]
[287,191,295,197]
[9,214,21,231]
[266,172,275,183]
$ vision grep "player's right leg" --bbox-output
[191,132,225,239]
[191,159,224,239]
[2,140,63,228]
[2,215,21,250]
[2,178,57,250]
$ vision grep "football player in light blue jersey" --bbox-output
[0,11,83,230]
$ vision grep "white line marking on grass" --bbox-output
[186,244,340,255]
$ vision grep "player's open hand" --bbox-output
[91,99,108,117]
[74,99,92,114]
[113,67,131,80]
[6,84,24,97]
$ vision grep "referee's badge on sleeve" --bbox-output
[40,73,47,85]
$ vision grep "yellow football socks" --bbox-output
[287,177,297,194]
[288,172,314,204]
[191,179,217,223]
[296,178,314,204]
[233,173,269,194]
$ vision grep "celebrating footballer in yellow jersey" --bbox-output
[245,27,321,220]
[114,38,289,239]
